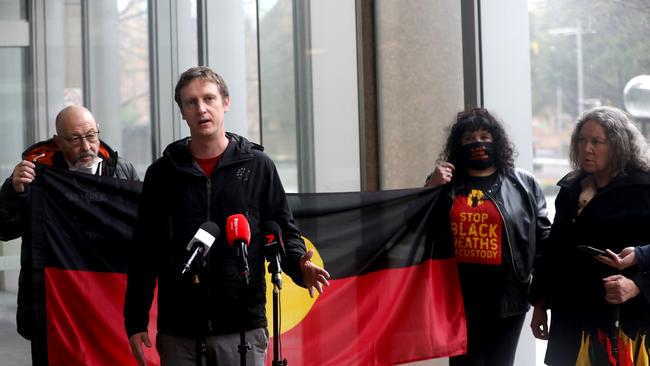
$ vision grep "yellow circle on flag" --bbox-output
[265,236,324,335]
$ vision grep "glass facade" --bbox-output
[84,0,151,177]
[4,1,649,364]
[258,0,299,191]
[0,10,30,365]
[0,0,26,20]
[530,0,650,200]
[0,47,28,362]
[0,48,26,181]
[530,3,650,361]
[0,1,30,308]
[116,0,151,177]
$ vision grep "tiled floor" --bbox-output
[0,291,30,366]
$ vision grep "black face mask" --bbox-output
[461,141,495,171]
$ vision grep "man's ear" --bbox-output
[223,96,231,112]
[53,135,64,150]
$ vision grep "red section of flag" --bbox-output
[270,258,466,365]
[596,329,635,366]
[45,268,159,366]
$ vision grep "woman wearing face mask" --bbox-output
[425,108,551,366]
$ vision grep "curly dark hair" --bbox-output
[438,108,516,175]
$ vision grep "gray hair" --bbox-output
[569,106,650,175]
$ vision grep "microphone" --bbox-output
[226,214,251,285]
[181,221,220,275]
[263,221,284,289]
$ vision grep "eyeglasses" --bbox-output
[62,131,100,146]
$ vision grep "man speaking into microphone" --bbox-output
[124,66,330,366]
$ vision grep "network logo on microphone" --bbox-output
[226,214,252,285]
[226,214,251,244]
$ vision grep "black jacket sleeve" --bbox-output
[632,245,650,302]
[260,155,307,287]
[529,186,569,307]
[635,245,650,274]
[0,177,26,241]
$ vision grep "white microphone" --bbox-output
[181,221,220,275]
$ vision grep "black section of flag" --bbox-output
[288,187,453,279]
[31,167,141,273]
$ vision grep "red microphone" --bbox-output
[226,214,251,285]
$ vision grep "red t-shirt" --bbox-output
[195,154,223,177]
[449,188,503,265]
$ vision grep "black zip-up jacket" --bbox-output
[437,168,550,317]
[0,138,138,340]
[124,133,306,338]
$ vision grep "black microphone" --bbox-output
[263,221,285,289]
[181,221,220,275]
[226,214,251,285]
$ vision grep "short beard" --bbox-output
[73,152,99,169]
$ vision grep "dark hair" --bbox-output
[438,108,515,174]
[174,66,229,109]
[569,106,650,175]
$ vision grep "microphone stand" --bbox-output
[237,243,251,366]
[238,325,250,366]
[269,254,287,366]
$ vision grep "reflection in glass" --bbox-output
[177,0,198,70]
[63,0,83,106]
[258,0,298,192]
[243,0,261,145]
[529,0,650,198]
[0,0,26,20]
[0,47,26,307]
[0,48,26,183]
[116,0,151,177]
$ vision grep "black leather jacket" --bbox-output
[439,168,551,316]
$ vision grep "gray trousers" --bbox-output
[156,328,269,366]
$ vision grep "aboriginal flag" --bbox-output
[27,169,465,365]
[27,168,158,366]
[271,188,467,365]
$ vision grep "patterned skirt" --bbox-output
[576,328,649,366]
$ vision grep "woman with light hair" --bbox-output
[530,106,650,365]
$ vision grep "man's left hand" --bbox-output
[300,249,330,297]
[596,247,636,270]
